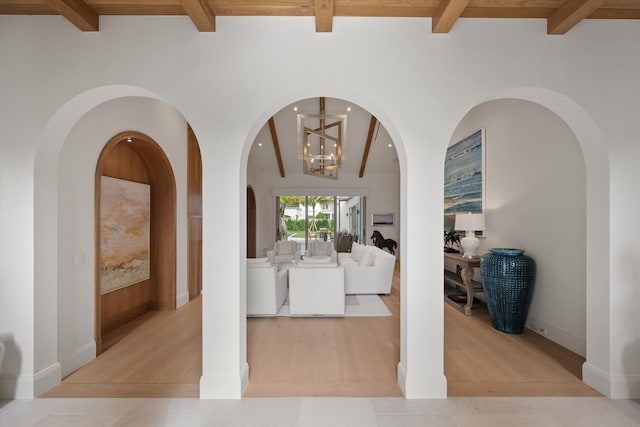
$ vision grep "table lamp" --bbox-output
[455,212,486,258]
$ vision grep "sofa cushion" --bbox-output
[308,240,333,257]
[304,255,333,264]
[248,262,273,268]
[351,242,364,261]
[276,240,294,255]
[358,247,376,266]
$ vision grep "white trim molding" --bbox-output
[199,362,249,399]
[584,362,640,399]
[397,362,447,399]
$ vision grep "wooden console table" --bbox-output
[443,252,484,315]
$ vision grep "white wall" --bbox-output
[1,15,639,398]
[56,97,189,379]
[451,99,586,355]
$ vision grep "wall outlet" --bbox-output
[72,251,84,265]
[526,323,547,336]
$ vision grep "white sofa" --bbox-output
[246,261,288,316]
[267,240,301,264]
[288,266,345,316]
[303,240,338,264]
[338,242,396,294]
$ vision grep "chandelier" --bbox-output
[297,98,347,179]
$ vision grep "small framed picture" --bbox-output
[372,212,394,226]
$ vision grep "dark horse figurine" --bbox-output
[371,230,397,255]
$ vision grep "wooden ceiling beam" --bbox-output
[359,116,378,178]
[268,117,286,178]
[180,0,216,32]
[315,0,334,32]
[432,0,472,33]
[547,0,606,34]
[43,0,98,31]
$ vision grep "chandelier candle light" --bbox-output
[455,212,486,258]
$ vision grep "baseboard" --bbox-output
[176,291,189,308]
[397,362,447,399]
[240,362,249,395]
[526,315,586,357]
[610,373,640,399]
[0,374,34,399]
[61,341,96,378]
[199,362,249,399]
[35,362,62,396]
[584,361,640,399]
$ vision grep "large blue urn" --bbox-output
[480,248,536,334]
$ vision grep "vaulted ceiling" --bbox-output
[249,97,400,179]
[1,0,639,35]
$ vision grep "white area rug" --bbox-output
[276,295,392,317]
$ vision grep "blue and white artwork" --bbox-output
[444,129,485,217]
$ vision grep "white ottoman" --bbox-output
[288,266,345,316]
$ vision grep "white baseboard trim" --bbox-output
[582,362,610,397]
[397,362,447,399]
[584,362,640,399]
[35,362,62,396]
[240,362,249,395]
[0,374,34,399]
[525,315,586,357]
[610,373,640,399]
[199,362,249,399]
[61,341,96,378]
[176,291,189,308]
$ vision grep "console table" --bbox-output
[443,252,484,315]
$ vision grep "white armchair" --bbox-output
[303,240,338,264]
[267,240,301,264]
[246,262,288,316]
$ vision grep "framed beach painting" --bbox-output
[372,212,394,226]
[444,128,486,233]
[100,176,151,294]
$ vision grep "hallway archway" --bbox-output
[95,131,177,354]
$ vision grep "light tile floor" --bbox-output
[1,397,639,426]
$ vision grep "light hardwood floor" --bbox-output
[43,262,600,398]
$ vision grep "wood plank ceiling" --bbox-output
[1,0,639,34]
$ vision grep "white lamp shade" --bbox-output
[454,213,486,232]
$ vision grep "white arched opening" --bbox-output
[444,87,609,396]
[33,87,191,395]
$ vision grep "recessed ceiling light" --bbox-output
[126,137,132,143]
[347,107,351,112]
[293,106,298,111]
[388,143,393,147]
[258,142,262,147]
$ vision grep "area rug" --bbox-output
[276,294,392,317]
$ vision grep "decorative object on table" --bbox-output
[371,230,397,255]
[455,212,486,258]
[480,248,536,334]
[444,230,461,253]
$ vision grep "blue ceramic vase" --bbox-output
[480,248,536,334]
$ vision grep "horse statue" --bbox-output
[444,230,461,253]
[371,230,398,255]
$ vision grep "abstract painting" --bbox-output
[444,129,485,231]
[100,176,150,294]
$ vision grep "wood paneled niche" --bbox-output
[95,131,176,354]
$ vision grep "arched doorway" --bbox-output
[243,96,402,396]
[95,131,177,354]
[443,98,594,396]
